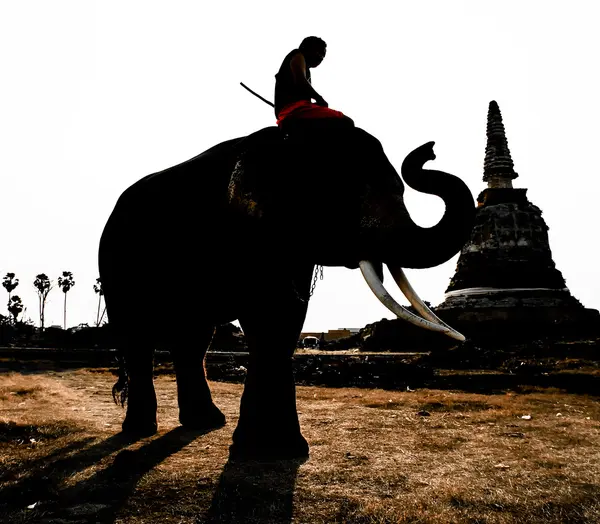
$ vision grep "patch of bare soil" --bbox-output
[1,369,599,523]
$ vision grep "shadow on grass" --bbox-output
[49,426,215,523]
[203,457,306,524]
[0,430,140,511]
[0,426,216,523]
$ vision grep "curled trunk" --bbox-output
[399,142,475,268]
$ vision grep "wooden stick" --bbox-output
[240,82,275,108]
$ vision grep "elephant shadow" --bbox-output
[3,423,304,523]
[202,456,306,523]
[52,426,213,522]
[0,431,140,514]
[0,426,214,523]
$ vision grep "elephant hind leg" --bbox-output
[103,282,158,436]
[120,339,158,437]
[171,324,225,431]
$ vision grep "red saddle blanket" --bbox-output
[276,100,346,126]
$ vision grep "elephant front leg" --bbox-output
[171,325,225,430]
[231,354,308,460]
[232,268,313,461]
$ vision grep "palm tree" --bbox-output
[2,273,19,313]
[33,274,52,330]
[7,296,23,324]
[57,271,75,330]
[93,278,104,327]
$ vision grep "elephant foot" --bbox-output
[121,416,158,438]
[179,403,226,431]
[229,435,309,462]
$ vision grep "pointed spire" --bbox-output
[483,100,518,188]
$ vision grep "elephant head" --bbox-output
[227,127,475,340]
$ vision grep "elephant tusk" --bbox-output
[359,260,464,340]
[387,265,466,342]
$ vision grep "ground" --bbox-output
[1,366,600,523]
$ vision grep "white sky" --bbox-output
[1,1,598,332]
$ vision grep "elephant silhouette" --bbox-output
[98,125,475,460]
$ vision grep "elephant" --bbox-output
[98,124,475,460]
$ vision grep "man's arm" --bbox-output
[289,53,328,107]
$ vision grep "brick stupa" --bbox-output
[435,101,599,340]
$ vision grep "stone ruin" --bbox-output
[434,100,600,343]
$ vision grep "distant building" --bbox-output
[300,328,360,342]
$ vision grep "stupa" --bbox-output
[435,101,599,340]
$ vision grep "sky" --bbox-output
[1,1,599,333]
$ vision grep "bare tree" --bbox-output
[57,271,75,330]
[33,274,52,329]
[93,277,105,327]
[8,296,23,324]
[2,273,19,313]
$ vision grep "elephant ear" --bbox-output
[227,126,362,220]
[227,127,288,220]
[226,125,381,251]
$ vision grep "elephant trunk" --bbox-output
[393,141,475,268]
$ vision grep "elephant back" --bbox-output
[227,125,368,224]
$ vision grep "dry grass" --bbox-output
[1,368,599,523]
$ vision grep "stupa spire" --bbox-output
[483,100,518,188]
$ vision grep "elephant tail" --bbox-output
[112,352,129,407]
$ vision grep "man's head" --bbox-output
[299,36,326,67]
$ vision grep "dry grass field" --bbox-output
[1,366,599,523]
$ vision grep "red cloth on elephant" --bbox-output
[276,100,347,127]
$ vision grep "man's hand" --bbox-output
[315,96,328,107]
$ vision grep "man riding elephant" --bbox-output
[98,38,475,461]
[274,36,354,134]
